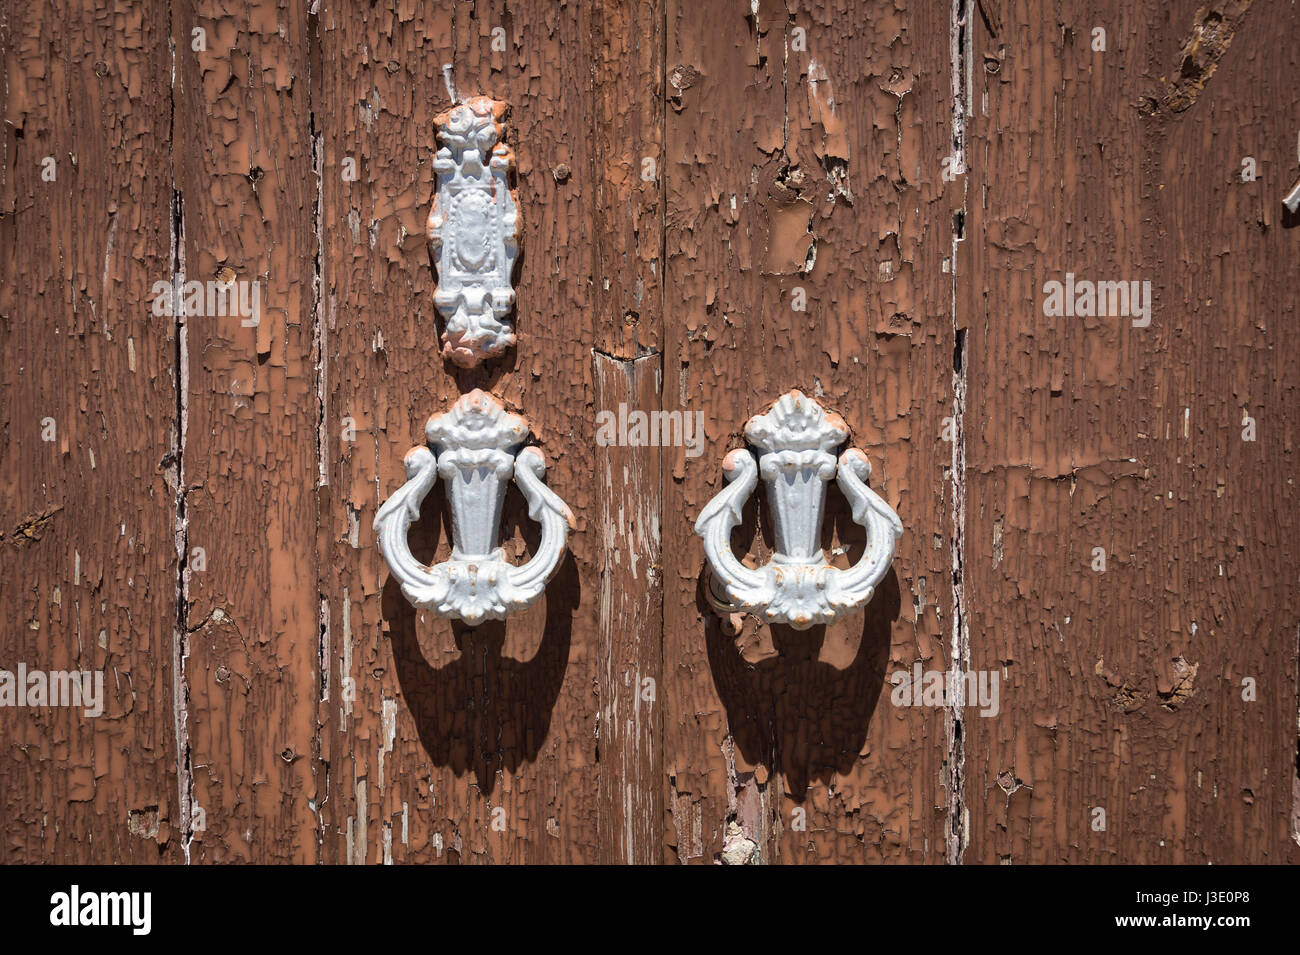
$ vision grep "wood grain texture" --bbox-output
[0,0,181,862]
[594,353,663,864]
[661,0,959,863]
[314,0,606,864]
[171,0,320,863]
[2,0,1296,866]
[591,0,664,359]
[960,0,1300,863]
[590,0,666,863]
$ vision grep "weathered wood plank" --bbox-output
[315,0,605,863]
[594,353,663,864]
[591,0,664,360]
[960,0,1300,863]
[662,0,958,863]
[589,0,666,863]
[171,0,320,862]
[0,0,181,862]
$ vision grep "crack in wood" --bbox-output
[2,506,63,547]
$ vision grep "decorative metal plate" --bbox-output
[427,97,521,368]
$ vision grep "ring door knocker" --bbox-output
[374,390,574,624]
[695,390,903,631]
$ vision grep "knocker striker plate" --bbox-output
[428,96,521,368]
[374,390,574,624]
[695,390,903,631]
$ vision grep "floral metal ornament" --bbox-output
[374,390,573,624]
[695,390,903,631]
[428,97,521,368]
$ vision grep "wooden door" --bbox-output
[2,0,1297,865]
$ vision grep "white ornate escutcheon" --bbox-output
[695,390,903,631]
[374,390,574,624]
[428,96,521,368]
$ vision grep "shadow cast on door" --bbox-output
[700,473,899,801]
[381,482,578,796]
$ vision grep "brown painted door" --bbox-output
[2,0,1297,864]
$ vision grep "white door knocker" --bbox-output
[695,390,903,630]
[374,390,574,624]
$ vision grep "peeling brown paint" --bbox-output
[662,0,955,864]
[1158,1,1254,114]
[171,0,320,863]
[2,506,63,547]
[1,0,182,863]
[2,0,1296,866]
[316,0,607,864]
[962,0,1299,864]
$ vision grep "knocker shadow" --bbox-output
[700,470,900,801]
[381,480,577,795]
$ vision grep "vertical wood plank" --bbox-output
[315,0,605,863]
[961,0,1300,863]
[171,0,320,862]
[591,0,664,360]
[662,0,958,863]
[594,353,663,864]
[4,0,1293,869]
[0,0,181,862]
[589,0,666,864]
